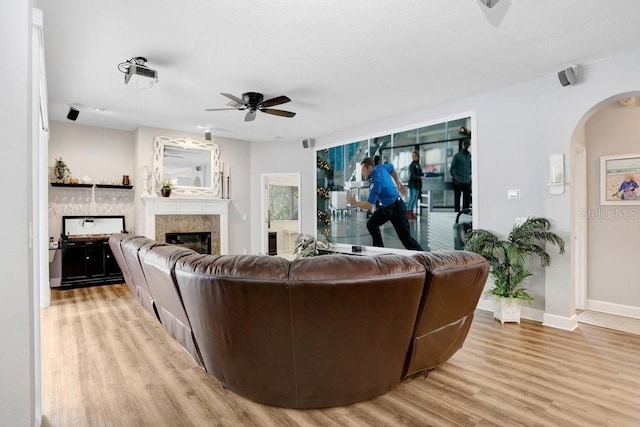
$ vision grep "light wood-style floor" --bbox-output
[41,284,640,427]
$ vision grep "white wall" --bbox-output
[0,0,38,425]
[48,121,135,238]
[134,127,252,254]
[249,141,314,254]
[256,49,640,327]
[585,103,640,312]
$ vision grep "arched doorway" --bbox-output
[571,92,640,331]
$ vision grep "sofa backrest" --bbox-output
[174,253,293,405]
[406,250,489,377]
[287,254,426,408]
[109,233,135,296]
[141,244,204,367]
[121,236,166,318]
[174,252,425,408]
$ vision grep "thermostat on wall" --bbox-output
[507,189,520,200]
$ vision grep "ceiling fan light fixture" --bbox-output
[206,91,296,121]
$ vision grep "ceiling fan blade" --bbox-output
[245,109,257,122]
[221,92,245,105]
[260,95,291,108]
[205,107,244,111]
[261,108,296,118]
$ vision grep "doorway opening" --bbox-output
[261,173,301,259]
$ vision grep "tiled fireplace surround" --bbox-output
[140,197,231,255]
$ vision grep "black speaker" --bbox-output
[66,107,79,121]
[205,130,211,141]
[302,138,314,149]
[558,67,577,87]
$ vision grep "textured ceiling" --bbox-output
[40,0,640,142]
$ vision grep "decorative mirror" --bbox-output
[153,136,221,196]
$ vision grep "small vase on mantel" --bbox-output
[161,186,171,197]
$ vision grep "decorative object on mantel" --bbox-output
[141,165,152,196]
[464,216,565,324]
[53,157,71,183]
[160,180,173,197]
[81,175,92,184]
[220,169,224,198]
[122,175,130,186]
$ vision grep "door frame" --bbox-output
[260,173,301,255]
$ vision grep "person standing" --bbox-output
[450,139,471,212]
[347,157,423,251]
[407,150,423,219]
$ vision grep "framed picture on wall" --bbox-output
[601,153,640,205]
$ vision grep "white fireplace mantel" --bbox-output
[141,196,231,254]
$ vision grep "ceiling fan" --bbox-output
[205,92,296,122]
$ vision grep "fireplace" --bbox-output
[140,197,231,254]
[166,231,211,254]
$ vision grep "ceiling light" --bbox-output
[118,56,158,89]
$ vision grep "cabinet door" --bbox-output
[61,246,87,280]
[85,245,105,278]
[104,245,122,277]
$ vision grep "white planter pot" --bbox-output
[493,298,523,324]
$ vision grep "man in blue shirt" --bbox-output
[347,157,424,250]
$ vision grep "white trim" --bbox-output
[543,313,579,331]
[586,299,640,319]
[140,197,230,254]
[260,173,301,255]
[477,297,546,324]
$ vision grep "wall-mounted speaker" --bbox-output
[66,107,79,121]
[479,0,500,8]
[204,130,212,141]
[557,66,578,87]
[302,138,314,149]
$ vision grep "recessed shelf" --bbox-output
[95,184,133,189]
[50,182,93,188]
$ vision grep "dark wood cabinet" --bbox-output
[61,241,123,287]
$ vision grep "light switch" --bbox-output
[507,189,520,200]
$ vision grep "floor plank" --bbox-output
[41,284,640,426]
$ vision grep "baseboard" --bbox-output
[476,297,544,323]
[543,313,578,331]
[478,298,579,331]
[476,298,493,313]
[522,306,545,323]
[586,299,640,319]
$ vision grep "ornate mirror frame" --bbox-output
[153,136,221,197]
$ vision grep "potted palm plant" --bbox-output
[293,233,330,258]
[464,217,565,324]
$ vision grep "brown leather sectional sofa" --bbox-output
[109,234,489,409]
